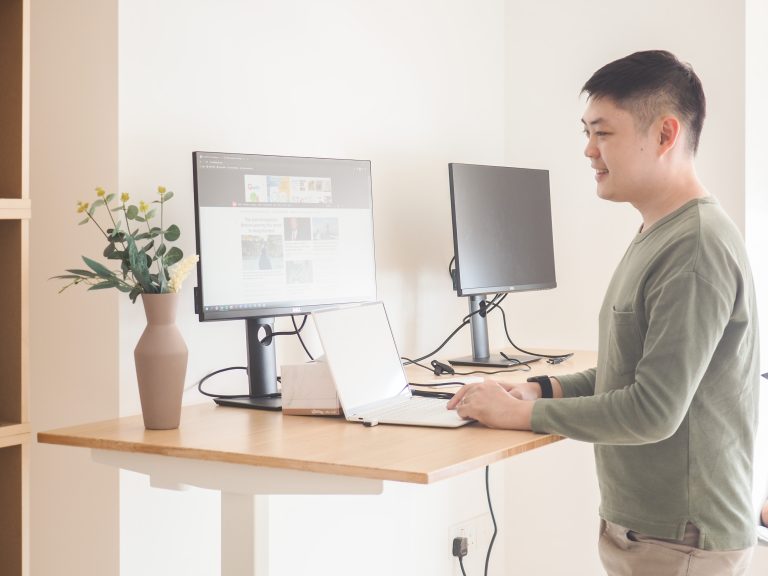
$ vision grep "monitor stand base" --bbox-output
[448,353,539,368]
[214,393,282,411]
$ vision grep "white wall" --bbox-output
[117,1,507,575]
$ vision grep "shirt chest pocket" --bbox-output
[606,308,644,377]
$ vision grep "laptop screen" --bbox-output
[312,302,409,412]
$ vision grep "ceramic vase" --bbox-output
[134,292,188,429]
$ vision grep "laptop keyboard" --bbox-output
[363,395,466,424]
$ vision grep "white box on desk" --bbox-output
[281,357,342,416]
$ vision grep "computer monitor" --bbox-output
[192,151,377,409]
[448,163,556,367]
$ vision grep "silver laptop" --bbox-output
[312,302,472,428]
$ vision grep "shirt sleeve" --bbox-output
[556,368,597,398]
[531,271,733,444]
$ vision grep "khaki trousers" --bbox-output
[598,519,754,576]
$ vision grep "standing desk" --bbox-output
[38,351,596,575]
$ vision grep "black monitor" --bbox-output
[192,151,377,409]
[448,163,556,367]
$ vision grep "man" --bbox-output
[448,50,760,575]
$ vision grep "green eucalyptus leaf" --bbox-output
[105,193,116,204]
[116,284,133,293]
[134,216,146,223]
[66,268,97,277]
[144,208,157,220]
[91,198,105,210]
[82,256,116,280]
[129,286,142,303]
[156,243,167,257]
[126,235,152,292]
[103,243,116,258]
[88,280,118,290]
[126,205,139,219]
[164,224,180,241]
[163,246,183,267]
[159,268,168,293]
[160,191,174,202]
[78,217,89,225]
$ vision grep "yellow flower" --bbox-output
[95,187,106,198]
[121,192,130,203]
[139,201,149,213]
[77,201,89,213]
[158,186,167,196]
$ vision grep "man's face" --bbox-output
[581,97,656,204]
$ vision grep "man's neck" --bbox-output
[635,168,708,231]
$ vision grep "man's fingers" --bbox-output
[446,383,472,409]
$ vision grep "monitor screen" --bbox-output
[193,152,377,321]
[449,163,556,297]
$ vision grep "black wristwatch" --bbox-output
[526,375,553,399]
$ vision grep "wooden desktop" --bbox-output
[38,350,596,575]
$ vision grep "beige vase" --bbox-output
[134,292,188,429]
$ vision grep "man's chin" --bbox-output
[596,186,622,202]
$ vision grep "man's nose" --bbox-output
[584,137,599,159]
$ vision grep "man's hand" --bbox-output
[496,380,543,401]
[446,378,535,430]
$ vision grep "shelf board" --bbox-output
[0,198,30,220]
[0,422,30,445]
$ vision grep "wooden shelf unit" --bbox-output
[0,0,30,574]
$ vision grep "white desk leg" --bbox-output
[221,492,269,576]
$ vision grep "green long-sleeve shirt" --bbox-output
[531,197,760,551]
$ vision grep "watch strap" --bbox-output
[526,375,553,399]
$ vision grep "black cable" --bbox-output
[402,294,505,367]
[401,321,471,366]
[291,314,314,360]
[197,366,251,399]
[410,389,455,400]
[402,357,531,377]
[263,314,309,342]
[497,304,573,361]
[197,366,282,400]
[458,555,468,576]
[484,465,497,576]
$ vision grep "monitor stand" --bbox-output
[214,317,282,411]
[448,295,539,368]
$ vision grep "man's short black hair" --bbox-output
[582,50,706,154]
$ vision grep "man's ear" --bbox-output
[658,115,681,155]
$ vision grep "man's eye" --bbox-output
[595,131,609,137]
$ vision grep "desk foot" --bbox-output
[222,493,269,576]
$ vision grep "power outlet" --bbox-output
[449,514,491,576]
